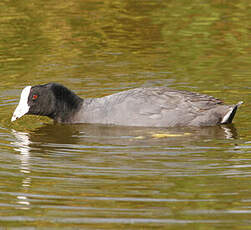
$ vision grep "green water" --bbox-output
[0,0,250,229]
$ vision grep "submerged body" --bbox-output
[11,83,242,127]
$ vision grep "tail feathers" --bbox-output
[221,101,243,124]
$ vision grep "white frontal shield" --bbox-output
[11,86,31,122]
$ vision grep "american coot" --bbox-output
[11,83,243,127]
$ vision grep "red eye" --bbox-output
[32,94,38,100]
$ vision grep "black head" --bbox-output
[12,83,83,123]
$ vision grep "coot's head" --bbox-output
[11,83,83,123]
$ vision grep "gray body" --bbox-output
[72,87,238,127]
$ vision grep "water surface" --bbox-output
[0,0,251,229]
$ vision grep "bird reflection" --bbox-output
[11,130,31,209]
[13,123,238,148]
[10,123,238,209]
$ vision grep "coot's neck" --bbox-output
[48,84,83,123]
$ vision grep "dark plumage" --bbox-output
[11,83,243,127]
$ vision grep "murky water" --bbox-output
[0,0,251,229]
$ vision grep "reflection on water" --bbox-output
[5,122,250,228]
[11,130,31,210]
[9,123,238,215]
[18,123,239,146]
[8,124,238,216]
